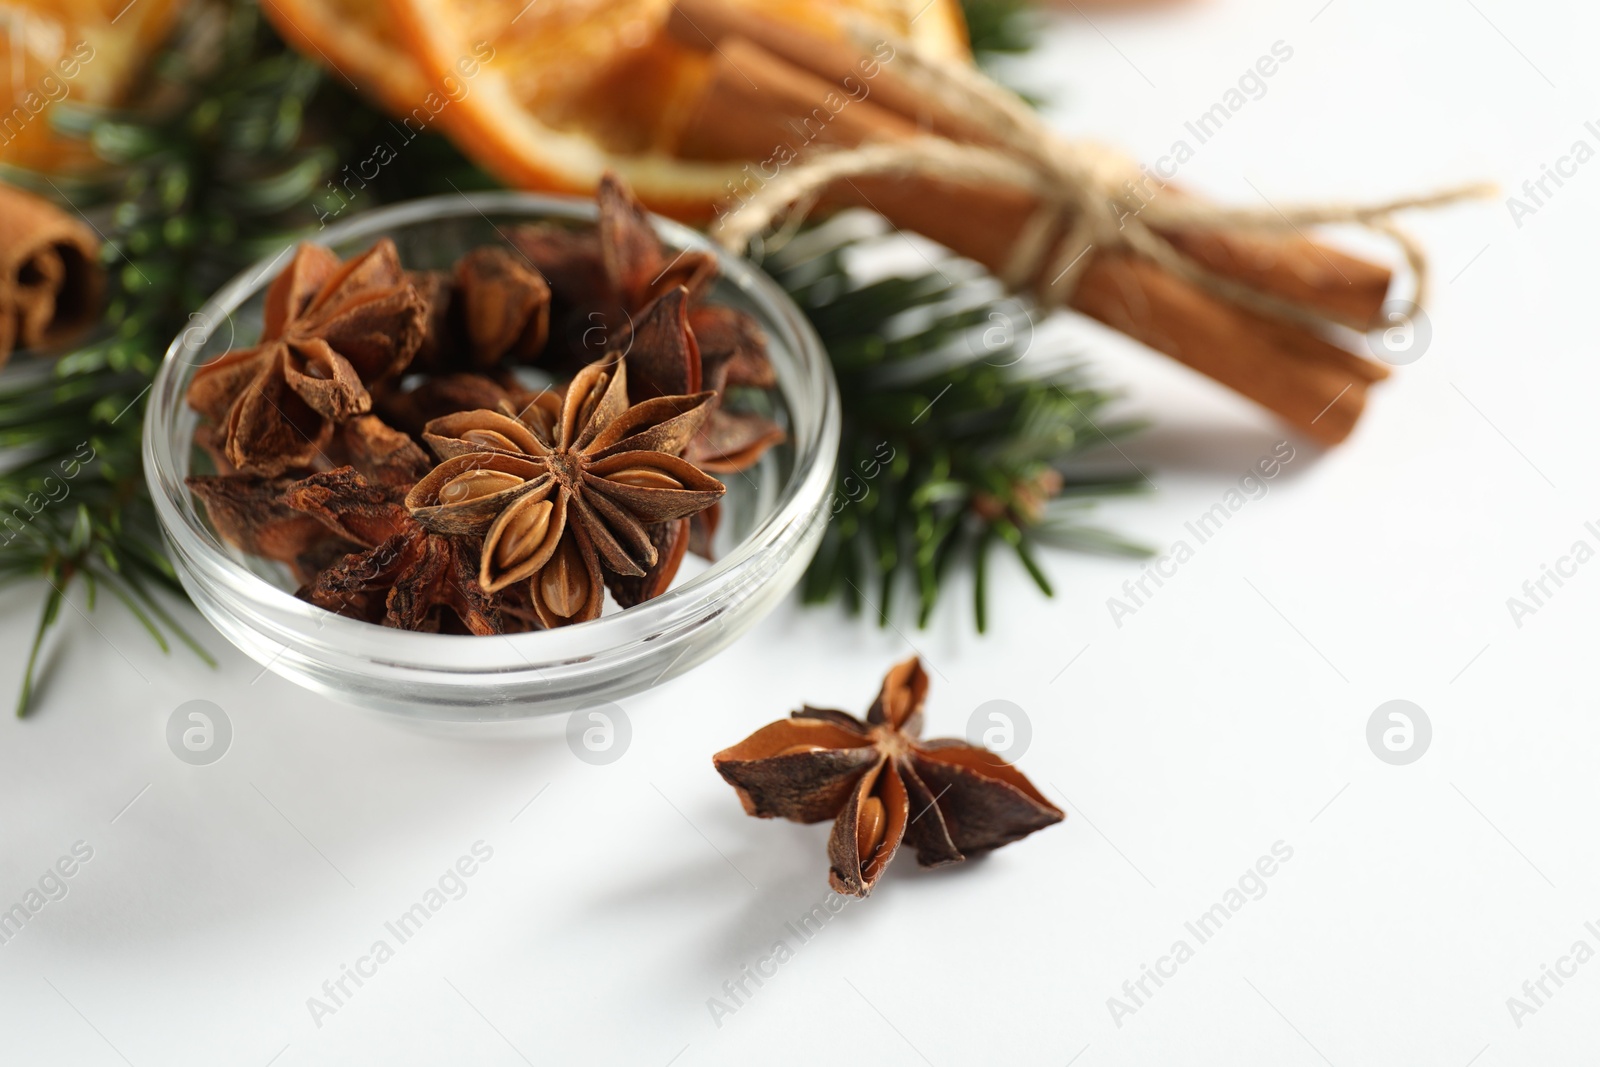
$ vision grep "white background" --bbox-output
[2,0,1596,1063]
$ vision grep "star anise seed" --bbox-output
[713,657,1064,898]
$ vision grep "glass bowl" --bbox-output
[144,192,838,721]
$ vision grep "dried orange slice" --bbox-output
[0,0,188,171]
[380,0,970,217]
[258,0,442,124]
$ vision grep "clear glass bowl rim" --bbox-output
[143,190,839,682]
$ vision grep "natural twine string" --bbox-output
[711,28,1497,330]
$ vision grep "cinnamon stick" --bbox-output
[1072,256,1369,441]
[668,0,990,144]
[0,182,101,367]
[676,35,921,159]
[673,35,1381,445]
[1158,227,1390,332]
[669,0,1393,332]
[844,167,1373,441]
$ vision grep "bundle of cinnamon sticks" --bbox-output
[665,0,1396,446]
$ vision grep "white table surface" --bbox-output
[3,1,1594,1063]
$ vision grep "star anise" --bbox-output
[404,356,725,627]
[190,413,428,573]
[186,240,426,477]
[186,473,346,583]
[407,247,551,372]
[512,174,716,362]
[713,658,1064,897]
[603,286,705,591]
[284,467,502,635]
[609,283,778,569]
[596,174,776,394]
[372,372,542,438]
[511,173,782,475]
[329,414,433,487]
[622,284,785,475]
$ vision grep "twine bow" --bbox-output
[711,28,1495,332]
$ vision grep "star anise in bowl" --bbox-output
[714,658,1063,897]
[512,174,783,475]
[182,185,747,635]
[404,355,726,627]
[283,467,504,635]
[159,176,830,716]
[186,239,426,477]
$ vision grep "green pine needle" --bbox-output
[961,0,1046,63]
[765,220,1149,630]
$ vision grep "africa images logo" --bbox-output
[167,700,233,766]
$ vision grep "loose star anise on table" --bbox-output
[713,658,1064,897]
[404,355,725,627]
[186,239,426,477]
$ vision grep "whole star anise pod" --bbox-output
[186,473,344,583]
[622,284,785,475]
[511,174,782,474]
[407,247,551,372]
[602,287,711,588]
[285,467,502,635]
[512,174,717,361]
[713,658,1064,897]
[186,240,426,477]
[373,372,551,438]
[404,356,725,627]
[187,414,428,581]
[328,415,433,488]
